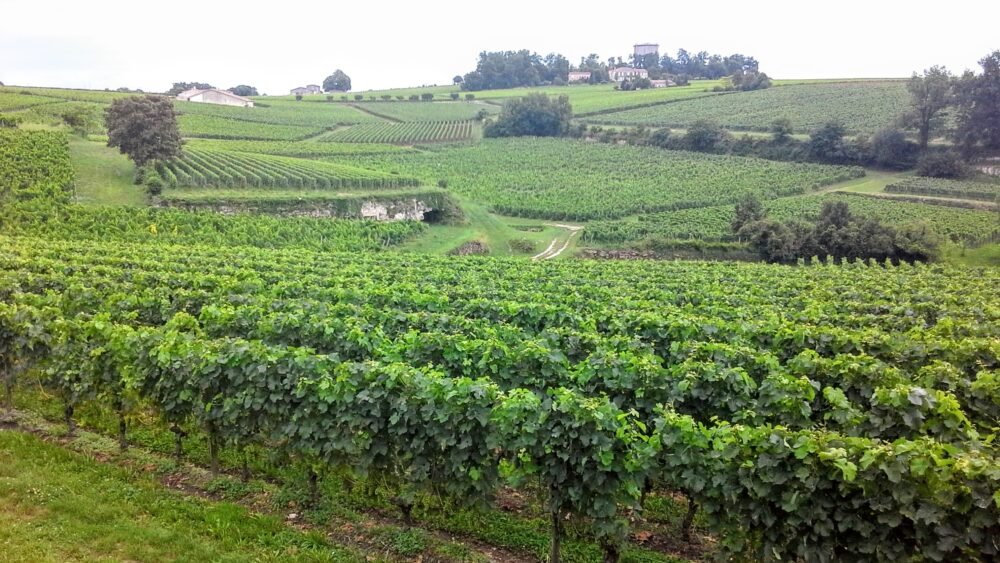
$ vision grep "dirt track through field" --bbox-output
[532,224,583,260]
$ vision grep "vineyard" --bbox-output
[158,187,459,220]
[584,192,1000,245]
[0,129,75,203]
[316,121,480,144]
[343,138,863,220]
[175,99,380,128]
[154,148,421,190]
[886,176,1000,202]
[1,235,998,562]
[586,81,909,135]
[0,91,61,111]
[0,202,425,251]
[177,114,322,140]
[349,101,498,122]
[184,138,412,157]
[0,85,135,104]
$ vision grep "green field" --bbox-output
[178,114,322,140]
[0,129,75,203]
[584,192,1000,245]
[316,121,480,144]
[586,81,909,135]
[176,99,381,127]
[0,85,136,104]
[339,138,863,220]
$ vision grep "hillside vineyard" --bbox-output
[2,235,998,560]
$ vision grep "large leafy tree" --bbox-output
[166,82,213,96]
[228,85,258,97]
[105,96,181,166]
[953,51,1000,156]
[322,70,352,92]
[902,66,953,150]
[484,93,572,138]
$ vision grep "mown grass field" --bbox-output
[585,81,909,134]
[0,431,357,563]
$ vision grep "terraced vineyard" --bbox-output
[587,81,909,135]
[344,138,863,220]
[184,138,412,157]
[886,176,1000,202]
[584,192,1000,244]
[2,236,998,562]
[0,129,74,202]
[350,101,498,122]
[0,91,61,111]
[317,121,479,144]
[155,148,421,190]
[178,114,322,140]
[176,99,380,128]
[0,85,135,104]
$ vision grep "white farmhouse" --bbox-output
[176,88,254,108]
[608,67,649,81]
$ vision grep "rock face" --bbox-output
[360,200,433,221]
[449,241,489,256]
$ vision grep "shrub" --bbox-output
[437,179,448,189]
[295,94,303,101]
[421,93,435,102]
[409,95,420,102]
[354,95,364,101]
[450,93,460,101]
[0,113,23,128]
[465,94,475,101]
[916,151,969,179]
[326,95,334,102]
[869,128,917,169]
[381,95,392,101]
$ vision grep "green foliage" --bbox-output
[953,51,1000,155]
[166,82,213,96]
[345,101,498,122]
[323,70,352,93]
[916,150,971,179]
[0,113,22,128]
[484,94,573,138]
[183,138,411,158]
[0,129,74,203]
[227,85,258,97]
[105,96,182,166]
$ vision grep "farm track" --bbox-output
[533,224,583,260]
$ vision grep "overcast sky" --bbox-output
[2,0,997,94]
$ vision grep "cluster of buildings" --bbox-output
[567,44,672,88]
[289,84,323,96]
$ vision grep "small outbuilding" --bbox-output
[176,88,254,108]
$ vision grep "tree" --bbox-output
[685,120,728,152]
[228,85,259,97]
[901,66,953,150]
[869,128,916,169]
[808,122,849,163]
[105,96,181,166]
[770,118,793,143]
[61,105,100,137]
[484,93,572,138]
[323,70,352,92]
[453,75,464,85]
[953,51,1000,156]
[916,151,968,178]
[166,82,213,96]
[731,195,767,234]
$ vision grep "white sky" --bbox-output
[1,0,997,94]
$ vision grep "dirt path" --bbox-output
[347,103,401,123]
[533,224,583,261]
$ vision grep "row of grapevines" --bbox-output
[584,192,1000,245]
[184,138,411,157]
[177,114,322,141]
[156,148,421,190]
[0,129,74,203]
[886,176,1000,202]
[175,99,380,128]
[316,121,479,144]
[2,236,998,560]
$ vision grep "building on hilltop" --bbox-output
[568,71,592,83]
[609,67,649,81]
[176,88,254,108]
[290,85,323,95]
[634,43,659,58]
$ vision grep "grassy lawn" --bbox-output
[69,137,147,206]
[831,169,911,194]
[0,430,359,563]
